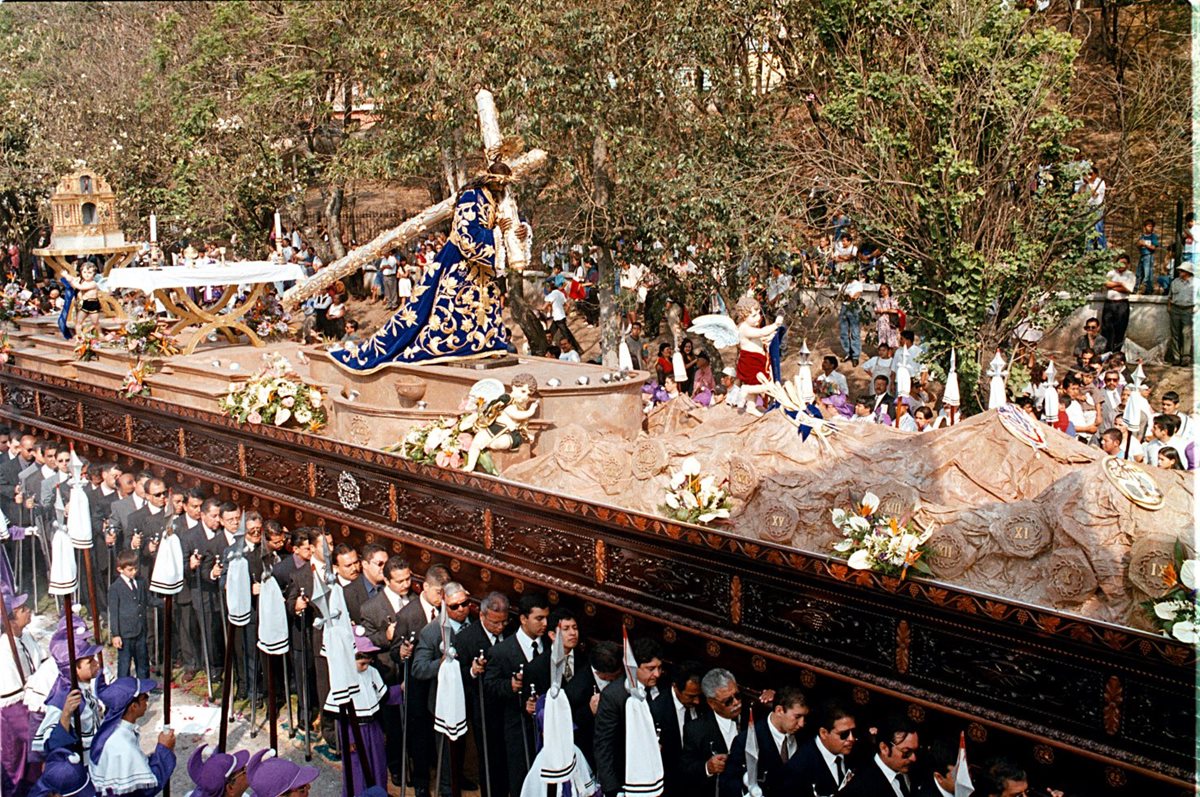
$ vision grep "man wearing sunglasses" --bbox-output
[778,700,856,796]
[840,713,919,797]
[680,668,742,793]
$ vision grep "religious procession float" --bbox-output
[0,91,1191,795]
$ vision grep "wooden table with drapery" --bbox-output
[104,262,307,354]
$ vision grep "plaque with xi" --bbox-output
[993,511,1051,558]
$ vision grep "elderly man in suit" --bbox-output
[839,714,919,797]
[681,668,743,794]
[650,660,707,797]
[593,637,664,797]
[483,592,549,797]
[453,591,510,797]
[107,473,144,548]
[412,580,473,797]
[390,563,451,797]
[525,607,596,759]
[719,686,808,797]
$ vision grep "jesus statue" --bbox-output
[330,161,522,372]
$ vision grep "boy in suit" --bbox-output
[108,549,151,679]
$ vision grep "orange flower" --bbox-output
[887,517,901,536]
[1161,562,1179,590]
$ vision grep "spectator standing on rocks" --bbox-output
[1166,262,1194,366]
[1100,254,1134,354]
[1136,219,1159,294]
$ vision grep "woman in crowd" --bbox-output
[874,282,901,348]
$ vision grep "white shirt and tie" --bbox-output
[515,628,541,662]
[874,755,912,797]
[671,688,697,744]
[815,737,847,788]
[766,716,794,764]
[383,586,409,614]
[418,595,438,625]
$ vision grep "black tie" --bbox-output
[835,756,845,783]
[897,774,912,797]
[530,640,540,658]
[429,607,436,623]
[780,738,790,763]
[564,655,573,681]
[684,708,697,728]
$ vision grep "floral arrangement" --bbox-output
[831,492,934,578]
[0,283,36,325]
[393,417,474,469]
[112,318,179,359]
[122,360,152,398]
[245,295,294,341]
[661,457,732,525]
[218,353,326,431]
[74,333,99,361]
[1142,542,1197,644]
[0,334,13,365]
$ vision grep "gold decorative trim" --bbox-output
[307,462,316,497]
[896,619,911,674]
[482,508,493,550]
[238,443,247,477]
[388,484,398,522]
[124,414,133,443]
[1104,676,1123,736]
[731,575,742,625]
[76,400,84,428]
[34,391,41,416]
[595,539,607,585]
[178,428,186,459]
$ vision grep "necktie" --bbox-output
[530,640,540,659]
[564,654,573,681]
[897,774,912,797]
[780,737,790,763]
[835,756,845,783]
[684,708,696,727]
[429,607,436,623]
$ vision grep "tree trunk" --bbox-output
[506,269,548,356]
[323,184,346,260]
[591,131,621,367]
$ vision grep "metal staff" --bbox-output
[192,552,213,701]
[339,704,355,797]
[297,588,312,761]
[80,546,100,643]
[399,637,412,797]
[518,664,531,771]
[478,655,493,797]
[62,599,85,753]
[266,648,279,750]
[247,626,259,738]
[217,618,236,751]
[282,647,296,739]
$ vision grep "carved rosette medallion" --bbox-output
[1033,745,1054,765]
[337,471,362,512]
[662,627,677,643]
[759,502,798,544]
[852,687,870,705]
[726,456,759,500]
[348,415,371,446]
[1127,535,1181,596]
[924,526,976,580]
[800,670,816,688]
[993,509,1051,558]
[966,723,987,743]
[554,424,590,469]
[631,439,668,480]
[1046,548,1099,604]
[595,448,629,494]
[751,655,766,673]
[705,640,721,658]
[906,704,925,723]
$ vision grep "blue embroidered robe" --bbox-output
[332,187,510,371]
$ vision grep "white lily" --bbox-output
[1154,600,1184,621]
[681,456,702,477]
[682,490,699,509]
[833,539,854,553]
[847,515,870,535]
[664,493,680,510]
[1180,560,1197,590]
[1170,620,1197,645]
[859,492,880,515]
[274,407,291,426]
[847,549,873,570]
[831,508,848,528]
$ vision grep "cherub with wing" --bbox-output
[688,295,783,415]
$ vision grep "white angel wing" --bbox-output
[687,314,739,348]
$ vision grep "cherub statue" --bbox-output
[688,295,783,415]
[462,373,540,472]
[64,261,102,338]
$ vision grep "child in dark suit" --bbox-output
[108,548,151,679]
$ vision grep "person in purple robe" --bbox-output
[29,747,96,797]
[89,678,175,797]
[1,588,46,797]
[184,744,249,797]
[326,630,404,797]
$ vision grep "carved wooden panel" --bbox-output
[393,486,475,538]
[6,384,35,413]
[741,580,897,670]
[491,514,594,578]
[130,415,179,454]
[607,545,730,620]
[240,444,307,498]
[908,624,1104,734]
[1122,679,1195,767]
[185,429,242,476]
[82,403,127,441]
[39,393,78,426]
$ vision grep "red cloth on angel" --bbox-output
[735,350,770,385]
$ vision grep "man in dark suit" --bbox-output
[284,527,323,736]
[392,563,451,797]
[86,462,123,615]
[107,472,144,550]
[344,542,387,625]
[360,555,415,681]
[38,448,72,527]
[412,580,473,797]
[778,700,857,796]
[483,592,549,797]
[870,375,896,421]
[720,686,808,797]
[912,737,960,797]
[108,548,152,679]
[593,637,664,797]
[181,495,225,685]
[839,714,920,797]
[650,660,706,797]
[525,607,596,760]
[453,591,510,797]
[0,432,33,522]
[971,758,1032,797]
[681,668,743,794]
